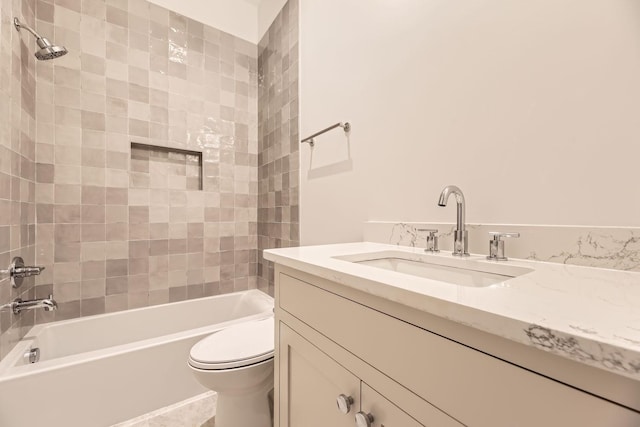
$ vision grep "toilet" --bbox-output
[188,316,275,427]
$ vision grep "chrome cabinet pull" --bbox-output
[336,394,354,414]
[355,411,374,427]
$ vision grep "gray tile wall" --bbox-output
[257,0,299,294]
[31,0,259,323]
[0,0,38,360]
[0,0,297,361]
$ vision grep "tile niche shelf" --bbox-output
[130,142,203,191]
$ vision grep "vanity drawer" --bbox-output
[278,272,640,427]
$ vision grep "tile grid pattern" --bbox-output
[32,0,259,323]
[257,0,299,294]
[0,0,38,360]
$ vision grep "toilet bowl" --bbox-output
[188,316,274,427]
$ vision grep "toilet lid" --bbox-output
[189,317,274,370]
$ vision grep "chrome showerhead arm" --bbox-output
[13,17,43,39]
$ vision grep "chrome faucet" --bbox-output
[437,185,469,256]
[2,294,57,315]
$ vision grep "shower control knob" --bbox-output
[355,411,374,427]
[336,394,354,414]
[0,257,46,288]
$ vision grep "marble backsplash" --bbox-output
[364,222,640,272]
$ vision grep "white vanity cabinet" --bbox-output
[279,323,433,427]
[273,265,640,427]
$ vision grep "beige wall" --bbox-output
[299,0,640,245]
[147,0,259,42]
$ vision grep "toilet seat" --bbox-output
[189,317,274,370]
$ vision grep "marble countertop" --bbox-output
[264,242,640,380]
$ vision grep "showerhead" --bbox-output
[14,17,67,61]
[35,37,67,60]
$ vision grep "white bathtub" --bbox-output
[0,290,274,427]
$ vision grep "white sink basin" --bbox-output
[335,251,533,287]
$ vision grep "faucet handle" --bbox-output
[417,228,439,253]
[417,228,438,235]
[487,232,520,261]
[489,232,520,240]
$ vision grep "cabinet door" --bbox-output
[360,382,424,427]
[278,323,360,427]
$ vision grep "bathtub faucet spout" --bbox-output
[3,294,58,315]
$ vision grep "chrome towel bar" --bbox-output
[301,122,351,147]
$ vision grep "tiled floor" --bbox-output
[112,391,216,427]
